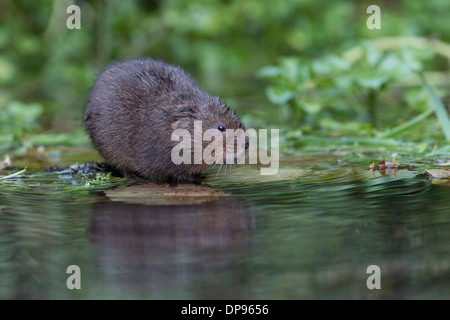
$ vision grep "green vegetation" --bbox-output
[0,0,449,164]
[260,38,450,141]
[0,163,131,193]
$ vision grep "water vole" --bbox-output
[84,58,246,182]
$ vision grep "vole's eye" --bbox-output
[218,125,226,132]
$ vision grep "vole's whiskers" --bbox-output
[216,164,223,177]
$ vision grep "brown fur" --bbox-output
[84,58,245,182]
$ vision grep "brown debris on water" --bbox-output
[104,183,226,205]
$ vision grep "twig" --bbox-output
[0,168,27,180]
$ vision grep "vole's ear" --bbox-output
[170,105,197,130]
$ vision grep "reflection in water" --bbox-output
[89,197,254,296]
[227,172,450,299]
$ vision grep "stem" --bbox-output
[377,108,434,138]
[368,89,378,128]
[0,168,27,180]
[288,100,301,127]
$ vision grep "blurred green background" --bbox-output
[0,0,449,151]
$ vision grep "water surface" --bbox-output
[0,153,449,299]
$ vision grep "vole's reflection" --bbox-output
[89,197,254,294]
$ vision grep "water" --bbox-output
[0,153,449,299]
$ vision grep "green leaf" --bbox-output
[266,86,294,105]
[312,55,350,75]
[421,73,450,140]
[362,41,383,67]
[258,66,281,78]
[280,58,302,82]
[356,76,389,89]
